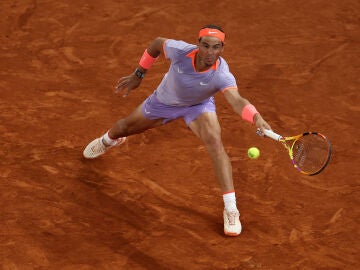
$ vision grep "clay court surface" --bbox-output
[1,0,359,269]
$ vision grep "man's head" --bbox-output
[197,24,225,67]
[198,24,225,44]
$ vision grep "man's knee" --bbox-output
[201,129,224,153]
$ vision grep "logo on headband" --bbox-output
[199,28,225,42]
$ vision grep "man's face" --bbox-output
[197,36,224,66]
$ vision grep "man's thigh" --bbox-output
[188,112,221,139]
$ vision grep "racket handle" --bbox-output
[263,129,283,141]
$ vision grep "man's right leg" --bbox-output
[83,104,163,159]
[108,104,164,138]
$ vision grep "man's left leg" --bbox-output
[188,112,242,236]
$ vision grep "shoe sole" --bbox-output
[224,231,241,237]
[83,138,104,159]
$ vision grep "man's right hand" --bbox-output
[115,73,143,97]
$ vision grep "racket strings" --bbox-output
[291,134,331,174]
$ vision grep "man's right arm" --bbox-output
[115,37,167,97]
[135,37,167,75]
[147,37,167,58]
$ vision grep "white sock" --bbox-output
[101,131,118,146]
[223,191,238,212]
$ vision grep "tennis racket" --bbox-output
[258,129,332,175]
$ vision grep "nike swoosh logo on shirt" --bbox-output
[200,82,208,86]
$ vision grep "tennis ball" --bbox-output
[248,147,260,159]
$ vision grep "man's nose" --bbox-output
[207,47,215,54]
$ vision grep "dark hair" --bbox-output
[200,24,224,33]
[198,24,225,44]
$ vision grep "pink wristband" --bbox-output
[139,49,158,69]
[241,104,259,124]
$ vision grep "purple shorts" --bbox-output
[141,91,216,125]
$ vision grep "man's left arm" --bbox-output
[223,88,271,133]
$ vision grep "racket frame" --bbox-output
[262,129,332,175]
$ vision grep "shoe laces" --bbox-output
[226,211,238,225]
[92,139,107,153]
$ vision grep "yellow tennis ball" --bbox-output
[248,147,260,159]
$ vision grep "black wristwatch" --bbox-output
[134,68,145,79]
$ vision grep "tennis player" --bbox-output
[83,24,271,236]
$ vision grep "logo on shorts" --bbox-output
[144,106,151,114]
[177,67,183,74]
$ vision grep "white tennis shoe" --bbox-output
[83,137,126,159]
[223,209,242,236]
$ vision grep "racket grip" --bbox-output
[263,129,283,141]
